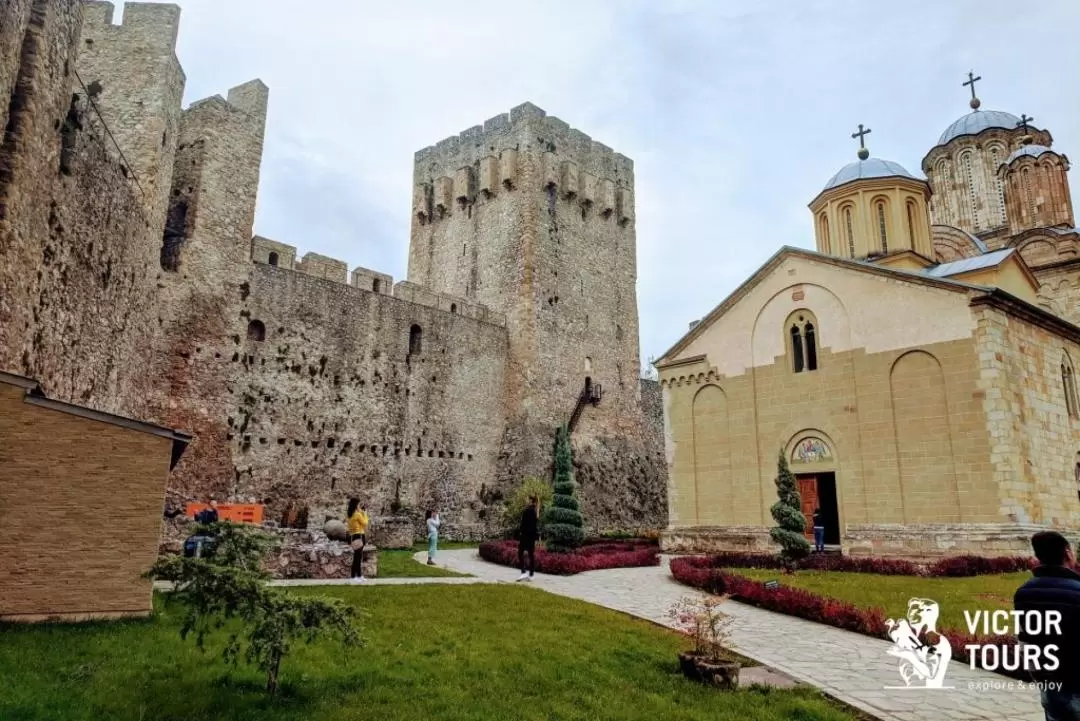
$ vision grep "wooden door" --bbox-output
[797,475,818,539]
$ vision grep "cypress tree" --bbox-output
[769,449,810,564]
[543,424,585,552]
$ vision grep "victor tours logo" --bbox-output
[885,598,953,689]
[883,597,1065,692]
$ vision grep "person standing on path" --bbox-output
[517,495,539,582]
[812,507,824,553]
[346,498,369,583]
[1014,530,1080,721]
[426,509,441,565]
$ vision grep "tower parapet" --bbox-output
[76,2,186,234]
[161,80,268,287]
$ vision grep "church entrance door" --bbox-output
[795,473,839,544]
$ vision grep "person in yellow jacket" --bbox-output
[346,498,369,583]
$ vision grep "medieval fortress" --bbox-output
[0,1,667,535]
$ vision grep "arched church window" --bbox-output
[843,206,855,258]
[1063,360,1078,419]
[804,322,818,371]
[1022,168,1036,222]
[819,213,830,253]
[876,200,888,253]
[988,145,1007,226]
[790,325,804,373]
[960,151,978,225]
[268,251,279,267]
[787,311,819,374]
[906,200,918,248]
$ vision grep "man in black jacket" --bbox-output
[517,495,539,582]
[1014,531,1080,720]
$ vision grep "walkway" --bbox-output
[428,549,1044,721]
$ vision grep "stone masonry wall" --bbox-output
[0,0,161,420]
[77,2,186,236]
[408,103,665,531]
[972,300,1080,528]
[223,261,509,534]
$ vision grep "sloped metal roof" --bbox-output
[924,248,1014,277]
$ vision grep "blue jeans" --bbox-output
[813,526,825,552]
[1043,688,1080,721]
[428,534,437,560]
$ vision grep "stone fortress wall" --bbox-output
[0,0,667,538]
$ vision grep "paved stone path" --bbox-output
[427,549,1045,721]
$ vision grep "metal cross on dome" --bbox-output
[851,124,871,148]
[963,70,981,100]
[1017,114,1034,132]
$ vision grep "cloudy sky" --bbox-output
[140,0,1080,364]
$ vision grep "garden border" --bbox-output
[670,554,1032,678]
[479,539,659,575]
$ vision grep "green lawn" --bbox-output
[0,585,859,721]
[736,568,1030,629]
[377,542,475,578]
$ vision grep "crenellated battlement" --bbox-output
[412,103,634,228]
[248,240,503,325]
[184,79,269,130]
[82,2,181,52]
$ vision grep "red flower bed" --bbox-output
[690,551,1034,577]
[479,539,660,575]
[669,556,1024,677]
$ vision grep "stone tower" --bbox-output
[408,102,663,523]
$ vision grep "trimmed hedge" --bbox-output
[670,555,1024,677]
[685,551,1034,577]
[479,539,659,575]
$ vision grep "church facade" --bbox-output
[657,76,1080,558]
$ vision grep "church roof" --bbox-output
[924,248,1015,277]
[938,110,1021,145]
[821,158,918,192]
[1004,144,1056,164]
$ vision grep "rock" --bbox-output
[323,519,348,541]
[370,516,414,549]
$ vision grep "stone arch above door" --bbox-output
[785,429,838,474]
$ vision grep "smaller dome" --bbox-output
[822,157,917,192]
[1004,144,1055,164]
[938,110,1021,145]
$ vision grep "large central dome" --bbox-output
[822,157,917,192]
[938,109,1021,145]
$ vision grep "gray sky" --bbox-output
[143,0,1080,364]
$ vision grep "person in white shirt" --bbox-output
[426,509,441,566]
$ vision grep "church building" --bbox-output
[657,74,1080,558]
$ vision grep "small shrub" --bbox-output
[148,521,360,694]
[543,425,585,552]
[667,595,734,662]
[769,450,809,564]
[501,477,553,538]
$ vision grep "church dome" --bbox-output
[822,157,917,192]
[938,110,1021,145]
[1004,144,1055,164]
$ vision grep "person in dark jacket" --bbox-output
[812,507,825,553]
[517,495,539,582]
[1014,530,1080,720]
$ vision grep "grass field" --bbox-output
[377,541,475,578]
[735,568,1030,629]
[0,585,860,721]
